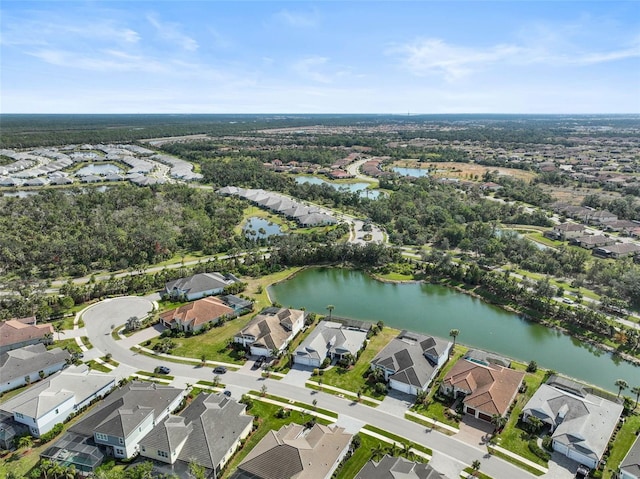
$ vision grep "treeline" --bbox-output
[1,237,398,320]
[0,184,246,278]
[582,194,640,221]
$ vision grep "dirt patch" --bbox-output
[393,160,537,182]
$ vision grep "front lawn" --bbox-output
[491,363,548,468]
[602,412,640,479]
[146,313,256,364]
[318,326,399,399]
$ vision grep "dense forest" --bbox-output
[0,184,246,278]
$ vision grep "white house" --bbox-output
[293,320,369,368]
[371,331,451,396]
[139,393,253,478]
[522,376,624,469]
[0,344,70,393]
[619,434,640,479]
[234,307,305,357]
[0,365,115,437]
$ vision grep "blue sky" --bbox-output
[2,1,639,114]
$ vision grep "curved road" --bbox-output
[78,297,567,479]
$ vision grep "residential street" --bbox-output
[77,297,576,479]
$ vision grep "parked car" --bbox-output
[223,390,232,397]
[213,366,227,374]
[252,356,266,369]
[155,366,171,375]
[575,465,590,479]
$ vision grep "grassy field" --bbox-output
[318,327,399,399]
[411,345,467,427]
[242,267,303,311]
[491,362,548,468]
[602,412,640,479]
[146,313,255,364]
[418,161,537,182]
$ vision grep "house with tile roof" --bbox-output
[234,307,306,357]
[440,358,524,422]
[0,318,54,353]
[160,296,235,333]
[371,331,451,396]
[355,455,447,479]
[0,365,116,437]
[620,434,640,479]
[164,272,241,301]
[522,376,624,469]
[138,393,253,478]
[0,344,70,393]
[231,423,352,479]
[293,320,369,368]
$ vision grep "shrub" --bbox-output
[40,423,64,443]
[541,435,553,451]
[528,439,551,461]
[526,360,538,373]
[321,358,331,369]
[374,382,387,395]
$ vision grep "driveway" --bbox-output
[456,415,495,447]
[281,364,314,387]
[378,389,414,416]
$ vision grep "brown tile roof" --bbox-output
[237,423,352,479]
[238,308,304,351]
[443,359,524,417]
[0,320,54,348]
[160,297,234,328]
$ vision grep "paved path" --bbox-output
[78,298,550,479]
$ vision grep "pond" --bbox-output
[269,267,639,392]
[76,163,121,176]
[295,176,382,199]
[392,167,430,178]
[243,217,284,239]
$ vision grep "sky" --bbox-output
[1,1,639,114]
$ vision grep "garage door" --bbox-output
[478,413,492,422]
[466,407,476,416]
[390,379,412,395]
[567,448,596,469]
[293,356,318,367]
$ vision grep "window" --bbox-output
[55,409,59,414]
[15,413,24,419]
[96,433,108,441]
[141,446,146,452]
[118,437,124,445]
[115,448,124,456]
[158,450,169,458]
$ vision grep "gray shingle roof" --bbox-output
[294,321,367,363]
[620,435,640,477]
[371,331,451,389]
[70,382,183,439]
[165,272,236,296]
[0,344,70,384]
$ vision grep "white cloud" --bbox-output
[292,56,332,83]
[274,9,319,28]
[391,37,640,81]
[147,14,198,51]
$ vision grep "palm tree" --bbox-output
[54,321,65,341]
[371,443,385,461]
[632,386,640,409]
[471,460,481,477]
[326,305,334,320]
[449,329,459,353]
[615,379,629,398]
[17,435,33,451]
[491,414,507,433]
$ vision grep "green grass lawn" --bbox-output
[243,267,304,312]
[147,312,257,364]
[319,327,399,399]
[377,272,416,281]
[47,337,82,353]
[526,232,564,248]
[602,413,640,479]
[491,363,548,468]
[411,345,467,427]
[87,360,112,373]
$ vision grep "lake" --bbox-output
[244,217,284,239]
[392,167,430,178]
[295,176,382,199]
[269,267,638,392]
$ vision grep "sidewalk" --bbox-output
[490,445,548,474]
